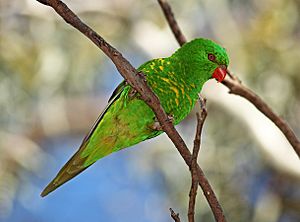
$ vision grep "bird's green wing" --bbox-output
[41,81,126,197]
[82,81,126,144]
[107,80,126,103]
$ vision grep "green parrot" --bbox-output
[41,38,229,197]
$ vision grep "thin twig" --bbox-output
[223,74,300,157]
[170,208,181,222]
[188,100,207,222]
[157,0,186,47]
[35,1,227,222]
[156,0,300,157]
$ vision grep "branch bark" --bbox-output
[156,0,300,158]
[36,0,227,222]
[223,73,300,157]
[157,0,187,46]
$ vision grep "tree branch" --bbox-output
[157,0,187,46]
[156,0,299,158]
[223,72,300,157]
[188,99,207,222]
[36,0,227,222]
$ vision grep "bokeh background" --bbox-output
[1,0,300,221]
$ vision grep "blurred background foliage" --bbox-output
[0,0,300,221]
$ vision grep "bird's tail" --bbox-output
[40,145,92,197]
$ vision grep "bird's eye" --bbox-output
[208,54,216,61]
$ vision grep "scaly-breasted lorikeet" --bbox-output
[41,38,229,197]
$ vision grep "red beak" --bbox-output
[212,66,227,82]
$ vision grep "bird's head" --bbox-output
[204,40,229,82]
[175,38,229,83]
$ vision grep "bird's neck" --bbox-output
[169,55,207,99]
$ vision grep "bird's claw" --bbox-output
[151,114,174,131]
[128,88,137,98]
[136,71,147,81]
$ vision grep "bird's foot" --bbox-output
[151,114,174,131]
[136,71,147,80]
[128,88,137,98]
[151,121,162,131]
